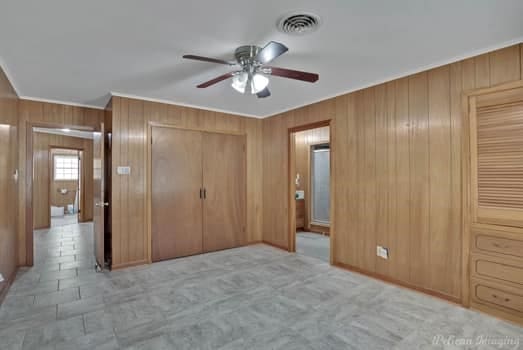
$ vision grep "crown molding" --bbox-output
[18,96,105,110]
[110,92,263,119]
[0,58,21,97]
[4,37,522,119]
[263,36,523,119]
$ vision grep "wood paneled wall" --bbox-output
[0,65,18,301]
[18,100,103,265]
[32,134,94,229]
[110,97,262,269]
[295,126,330,230]
[262,44,523,301]
[263,101,336,249]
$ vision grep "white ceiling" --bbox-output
[1,1,523,118]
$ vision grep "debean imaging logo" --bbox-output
[432,334,520,348]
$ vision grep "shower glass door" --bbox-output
[311,144,330,225]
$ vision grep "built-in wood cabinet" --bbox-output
[465,81,523,325]
[295,199,305,229]
[151,126,246,262]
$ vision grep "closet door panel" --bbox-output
[202,132,246,252]
[151,127,203,261]
[471,87,523,227]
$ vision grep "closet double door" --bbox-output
[151,126,246,262]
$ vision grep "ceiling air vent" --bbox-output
[277,13,321,35]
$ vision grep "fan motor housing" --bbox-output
[234,45,262,66]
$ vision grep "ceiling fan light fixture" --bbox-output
[184,40,319,98]
[231,72,248,93]
[251,73,269,94]
[232,72,269,95]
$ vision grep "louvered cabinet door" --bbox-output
[469,86,523,228]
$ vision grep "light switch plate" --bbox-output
[0,273,4,282]
[117,166,131,175]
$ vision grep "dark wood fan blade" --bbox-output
[197,72,235,88]
[183,55,235,66]
[256,87,271,98]
[255,41,288,64]
[267,67,319,83]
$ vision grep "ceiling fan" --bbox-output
[183,41,319,98]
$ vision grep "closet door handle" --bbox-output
[203,188,207,199]
[200,188,203,199]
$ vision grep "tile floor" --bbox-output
[0,223,522,349]
[296,231,330,262]
[50,214,78,228]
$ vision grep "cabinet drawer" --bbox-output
[476,234,523,258]
[472,226,523,258]
[472,255,523,286]
[473,281,523,314]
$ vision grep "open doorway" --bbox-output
[30,126,96,265]
[290,122,331,262]
[32,127,94,230]
[49,148,82,227]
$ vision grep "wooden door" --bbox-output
[202,132,246,252]
[151,127,203,261]
[470,86,523,227]
[93,123,106,270]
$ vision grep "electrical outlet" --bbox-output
[376,246,389,259]
[117,166,131,175]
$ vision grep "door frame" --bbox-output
[287,120,334,264]
[145,121,246,264]
[93,122,106,270]
[26,122,95,266]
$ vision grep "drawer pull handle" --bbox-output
[491,294,511,303]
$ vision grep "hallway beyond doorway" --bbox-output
[50,214,79,228]
[296,231,329,262]
[33,222,94,266]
